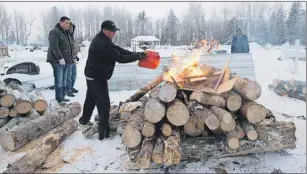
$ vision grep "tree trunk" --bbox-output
[159,82,177,103]
[0,117,31,137]
[0,88,15,107]
[184,115,205,137]
[15,93,33,114]
[181,120,296,162]
[27,109,41,120]
[0,102,81,151]
[152,136,165,164]
[142,121,155,137]
[190,91,226,108]
[136,137,155,169]
[161,123,172,137]
[0,117,9,128]
[204,112,222,134]
[253,120,296,151]
[226,91,242,112]
[3,119,78,173]
[122,97,148,148]
[166,99,189,126]
[241,120,258,140]
[164,129,181,166]
[233,77,262,100]
[29,91,47,113]
[210,106,233,124]
[239,101,266,124]
[144,98,166,123]
[0,107,10,118]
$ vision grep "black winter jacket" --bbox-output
[85,32,141,80]
[231,35,250,53]
[47,23,73,64]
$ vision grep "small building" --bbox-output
[131,36,160,52]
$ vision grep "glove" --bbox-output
[59,59,65,65]
[74,56,80,62]
[138,52,147,60]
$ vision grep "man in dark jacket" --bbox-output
[79,20,147,140]
[47,16,73,105]
[67,22,79,96]
[231,28,250,53]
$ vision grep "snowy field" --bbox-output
[0,43,306,173]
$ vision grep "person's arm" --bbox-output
[49,30,64,61]
[113,45,133,55]
[231,36,236,53]
[101,45,144,63]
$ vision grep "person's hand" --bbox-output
[138,52,147,60]
[59,59,65,65]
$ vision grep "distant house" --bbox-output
[131,36,161,52]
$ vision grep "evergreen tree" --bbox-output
[166,9,178,45]
[286,2,302,43]
[275,6,287,45]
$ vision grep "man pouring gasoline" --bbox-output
[79,20,148,140]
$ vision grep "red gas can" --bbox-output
[138,50,160,69]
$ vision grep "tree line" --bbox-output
[0,2,305,46]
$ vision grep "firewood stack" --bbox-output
[111,64,296,170]
[269,79,306,101]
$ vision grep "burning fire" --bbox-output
[164,47,207,82]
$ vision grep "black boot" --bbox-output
[98,126,105,140]
[104,126,110,138]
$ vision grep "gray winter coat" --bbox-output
[47,23,73,64]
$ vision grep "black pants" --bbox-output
[79,79,110,135]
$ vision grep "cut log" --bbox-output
[164,129,181,166]
[142,122,155,137]
[0,102,81,151]
[15,93,33,114]
[210,106,233,124]
[216,76,239,94]
[149,85,161,98]
[241,120,258,140]
[190,91,226,108]
[204,112,221,134]
[234,124,245,139]
[27,109,41,120]
[29,91,48,113]
[3,119,78,173]
[226,130,240,150]
[9,108,18,117]
[220,118,236,132]
[166,99,189,126]
[152,136,165,164]
[122,97,148,148]
[239,101,266,124]
[161,123,172,137]
[144,98,166,123]
[0,117,8,128]
[125,75,163,103]
[254,120,296,150]
[184,115,204,137]
[181,121,296,162]
[136,137,155,169]
[159,82,177,103]
[0,117,31,137]
[226,91,242,112]
[233,77,262,100]
[0,107,9,118]
[119,101,143,114]
[0,88,15,107]
[128,144,142,162]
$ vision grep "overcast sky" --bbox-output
[1,1,304,43]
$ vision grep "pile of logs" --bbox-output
[91,64,296,170]
[269,79,306,101]
[0,80,82,173]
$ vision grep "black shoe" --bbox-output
[63,98,70,102]
[72,88,78,93]
[66,92,75,97]
[104,126,110,138]
[98,131,105,140]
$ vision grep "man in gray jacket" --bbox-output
[47,16,73,105]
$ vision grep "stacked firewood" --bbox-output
[110,67,296,170]
[269,79,306,101]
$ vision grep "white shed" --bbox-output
[131,36,161,52]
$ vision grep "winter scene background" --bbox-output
[0,1,306,173]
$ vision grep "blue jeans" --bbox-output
[66,64,77,92]
[51,62,68,101]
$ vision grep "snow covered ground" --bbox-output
[0,43,306,173]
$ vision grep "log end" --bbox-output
[247,131,258,141]
[34,100,48,112]
[247,105,266,124]
[246,81,262,100]
[0,94,15,107]
[227,95,242,112]
[142,122,155,137]
[159,82,177,103]
[205,116,220,132]
[122,128,142,148]
[1,135,15,151]
[144,99,165,123]
[162,124,172,137]
[16,101,33,114]
[166,100,189,126]
[220,120,236,132]
[228,137,240,150]
[0,107,10,118]
[137,158,151,169]
[184,116,205,137]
